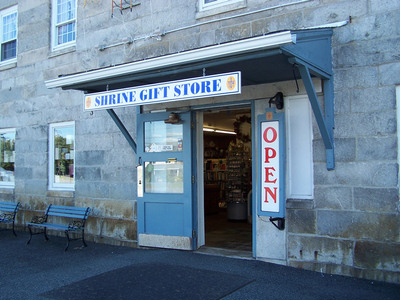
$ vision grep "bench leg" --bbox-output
[82,229,88,248]
[27,225,33,245]
[12,220,17,237]
[64,230,70,251]
[27,226,49,245]
[44,227,49,241]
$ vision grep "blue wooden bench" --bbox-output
[26,204,91,251]
[0,201,20,236]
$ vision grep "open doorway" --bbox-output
[202,107,252,252]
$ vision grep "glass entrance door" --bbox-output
[137,111,194,250]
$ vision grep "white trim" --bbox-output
[0,5,18,65]
[285,95,314,199]
[45,31,296,89]
[196,111,205,248]
[302,20,349,29]
[48,121,75,191]
[199,0,243,11]
[197,0,246,17]
[51,0,77,51]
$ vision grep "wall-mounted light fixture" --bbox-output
[269,92,284,110]
[164,113,181,124]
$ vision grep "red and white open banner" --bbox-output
[261,121,280,213]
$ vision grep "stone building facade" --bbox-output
[0,0,399,283]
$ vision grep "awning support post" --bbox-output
[107,109,137,154]
[295,63,335,170]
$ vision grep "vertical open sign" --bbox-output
[258,109,285,217]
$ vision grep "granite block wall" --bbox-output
[0,0,399,282]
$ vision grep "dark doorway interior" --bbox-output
[203,108,252,252]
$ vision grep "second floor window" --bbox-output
[0,5,17,63]
[52,0,76,50]
[199,0,243,11]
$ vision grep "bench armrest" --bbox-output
[68,220,84,230]
[0,213,14,221]
[30,215,47,224]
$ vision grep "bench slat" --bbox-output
[27,222,70,230]
[49,205,89,212]
[0,202,19,212]
[48,212,89,219]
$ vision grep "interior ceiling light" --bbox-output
[203,128,214,132]
[203,128,236,135]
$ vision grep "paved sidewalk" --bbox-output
[0,230,399,300]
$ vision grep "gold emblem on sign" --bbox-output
[266,112,273,120]
[226,76,236,91]
[85,97,92,109]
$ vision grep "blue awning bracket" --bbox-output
[107,109,137,154]
[288,57,335,170]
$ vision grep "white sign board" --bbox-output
[84,72,241,111]
[261,121,280,213]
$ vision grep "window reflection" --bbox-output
[145,121,183,152]
[0,130,15,184]
[53,126,74,184]
[145,161,183,193]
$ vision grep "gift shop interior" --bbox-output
[203,107,252,253]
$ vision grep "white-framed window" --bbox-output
[198,0,246,17]
[49,122,75,191]
[285,95,314,199]
[199,0,242,10]
[51,0,77,50]
[0,5,18,64]
[0,128,16,188]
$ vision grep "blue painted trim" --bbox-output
[251,101,257,257]
[323,78,335,170]
[257,108,286,218]
[296,64,335,170]
[283,28,333,77]
[191,100,253,111]
[191,111,198,249]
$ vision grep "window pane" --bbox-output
[145,161,183,193]
[145,121,183,152]
[0,131,15,183]
[53,126,74,184]
[2,12,17,41]
[205,0,218,3]
[57,22,75,45]
[1,40,16,61]
[57,0,76,24]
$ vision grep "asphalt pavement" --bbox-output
[0,230,399,300]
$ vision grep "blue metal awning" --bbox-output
[45,28,335,169]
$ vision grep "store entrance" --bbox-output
[203,108,252,253]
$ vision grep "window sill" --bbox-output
[196,0,246,19]
[0,60,17,71]
[0,186,15,192]
[49,45,76,58]
[46,190,75,198]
